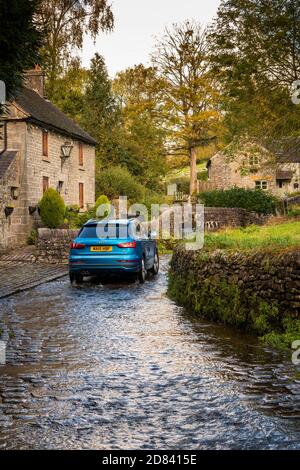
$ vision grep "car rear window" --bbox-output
[79,223,129,239]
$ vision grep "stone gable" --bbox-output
[208,140,300,196]
[0,115,95,250]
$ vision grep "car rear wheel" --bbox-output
[69,272,83,285]
[138,258,147,284]
[150,251,159,276]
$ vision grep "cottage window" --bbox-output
[255,180,268,190]
[294,182,299,190]
[42,131,48,157]
[57,181,64,193]
[79,143,84,166]
[249,155,259,166]
[43,176,49,193]
[79,183,84,209]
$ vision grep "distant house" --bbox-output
[206,139,300,197]
[0,66,97,250]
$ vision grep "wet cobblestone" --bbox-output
[0,262,67,299]
[0,257,299,449]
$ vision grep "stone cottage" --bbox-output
[207,139,300,197]
[0,67,97,250]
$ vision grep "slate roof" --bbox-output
[13,88,97,146]
[208,138,300,165]
[276,170,294,180]
[264,138,300,163]
[0,150,17,178]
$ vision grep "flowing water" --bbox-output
[0,256,299,450]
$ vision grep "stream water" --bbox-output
[0,256,299,449]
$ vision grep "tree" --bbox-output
[37,0,114,95]
[96,166,145,202]
[113,65,167,188]
[49,58,88,121]
[82,59,167,192]
[0,0,42,102]
[209,0,300,141]
[82,53,117,134]
[81,53,121,170]
[152,21,222,195]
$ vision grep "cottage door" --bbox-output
[79,183,84,209]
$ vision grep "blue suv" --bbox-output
[69,218,159,284]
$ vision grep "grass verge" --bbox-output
[204,221,300,252]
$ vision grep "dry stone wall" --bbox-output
[36,228,79,264]
[169,246,300,342]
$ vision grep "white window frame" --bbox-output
[255,180,268,190]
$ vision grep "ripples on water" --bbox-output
[0,256,299,449]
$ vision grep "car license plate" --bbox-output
[90,246,112,252]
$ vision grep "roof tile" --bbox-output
[0,150,18,178]
[14,88,97,146]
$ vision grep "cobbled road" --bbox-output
[0,256,299,450]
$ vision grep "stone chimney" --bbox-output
[24,64,45,97]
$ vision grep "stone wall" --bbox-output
[26,123,95,209]
[169,246,300,342]
[160,206,269,237]
[0,122,33,250]
[0,118,95,250]
[209,141,300,198]
[203,207,269,231]
[209,147,277,193]
[36,228,79,264]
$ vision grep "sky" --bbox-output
[81,0,221,77]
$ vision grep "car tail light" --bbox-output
[117,241,137,248]
[70,242,86,249]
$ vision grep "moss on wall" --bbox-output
[168,247,300,349]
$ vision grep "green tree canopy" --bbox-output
[113,65,167,189]
[0,0,42,101]
[209,0,300,141]
[48,58,88,122]
[152,21,223,194]
[37,0,114,95]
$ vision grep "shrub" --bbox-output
[67,204,80,214]
[198,187,279,215]
[77,208,95,227]
[96,166,145,202]
[39,188,66,228]
[198,170,208,182]
[288,206,300,217]
[95,195,110,218]
[27,229,38,245]
[95,195,110,210]
[141,190,168,213]
[64,205,81,228]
